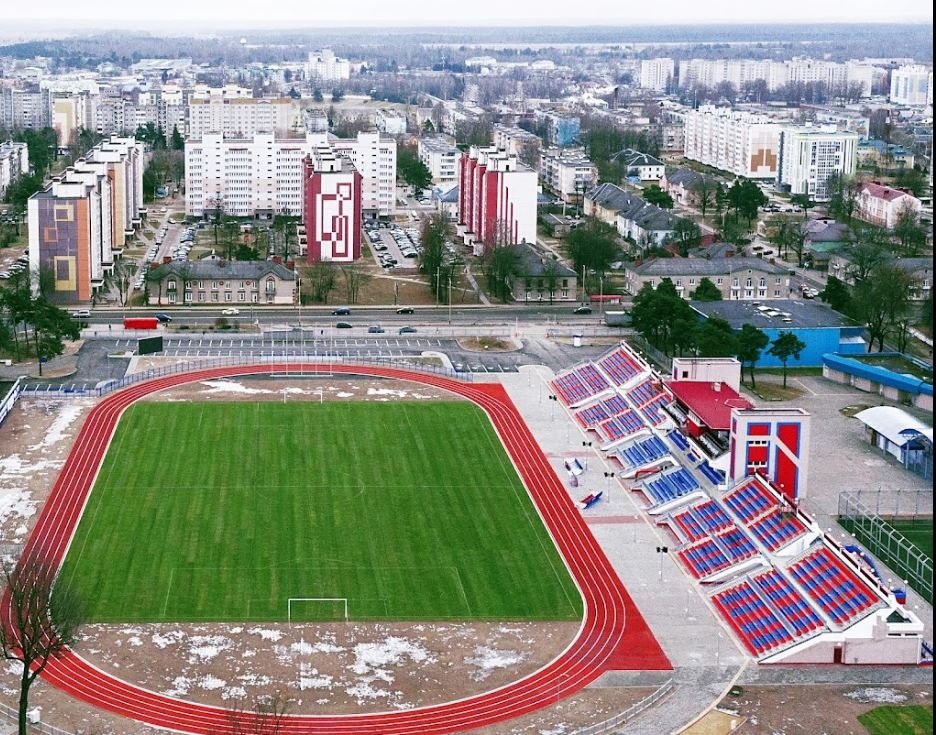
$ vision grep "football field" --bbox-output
[59,400,583,623]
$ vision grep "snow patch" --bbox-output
[249,627,283,642]
[351,637,433,677]
[0,488,37,524]
[198,675,226,690]
[464,646,525,681]
[29,401,91,450]
[200,380,272,395]
[844,687,908,704]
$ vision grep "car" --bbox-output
[335,321,353,329]
[71,309,91,319]
[573,305,593,314]
[395,307,415,314]
[398,326,417,334]
[154,312,172,323]
[221,308,240,316]
[332,307,351,315]
[367,325,385,334]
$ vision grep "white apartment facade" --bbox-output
[538,146,597,202]
[684,106,783,179]
[375,108,407,135]
[777,126,858,201]
[188,98,298,138]
[185,131,395,219]
[889,65,933,107]
[418,136,460,183]
[676,57,877,97]
[639,58,676,92]
[491,123,542,161]
[307,50,351,82]
[0,141,29,199]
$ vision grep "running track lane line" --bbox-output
[10,364,671,734]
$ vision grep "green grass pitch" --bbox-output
[59,401,583,623]
[858,705,933,735]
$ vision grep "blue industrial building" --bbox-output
[690,300,866,368]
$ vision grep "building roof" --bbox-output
[691,299,855,329]
[149,260,296,281]
[586,182,643,213]
[666,380,754,431]
[854,406,933,447]
[507,243,577,277]
[631,256,789,277]
[664,167,706,187]
[822,353,933,396]
[611,148,664,168]
[858,181,916,202]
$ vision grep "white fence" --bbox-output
[0,376,25,427]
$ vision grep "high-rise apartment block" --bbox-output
[187,98,297,138]
[889,65,933,106]
[27,136,144,304]
[639,58,676,92]
[0,141,29,199]
[302,145,362,263]
[417,136,460,183]
[684,106,783,179]
[307,49,351,81]
[457,146,537,254]
[777,126,858,201]
[538,146,597,203]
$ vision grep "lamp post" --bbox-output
[603,470,615,500]
[656,545,668,580]
[548,394,558,421]
[582,440,592,469]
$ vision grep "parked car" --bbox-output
[573,305,592,314]
[332,307,351,315]
[395,307,415,314]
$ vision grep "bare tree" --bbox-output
[221,691,291,735]
[0,556,84,735]
[340,265,371,304]
[305,261,338,303]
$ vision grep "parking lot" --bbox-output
[364,221,422,270]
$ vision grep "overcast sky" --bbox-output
[3,1,932,27]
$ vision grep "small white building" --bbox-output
[855,182,922,229]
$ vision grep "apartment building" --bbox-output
[538,146,597,203]
[777,126,858,201]
[0,87,52,130]
[375,109,407,135]
[684,106,783,179]
[534,111,580,147]
[52,93,94,148]
[418,136,460,183]
[27,136,144,304]
[95,95,187,138]
[611,148,666,181]
[638,58,676,92]
[624,257,791,300]
[302,144,362,263]
[457,146,537,254]
[185,131,394,219]
[188,97,297,138]
[491,123,542,163]
[889,65,933,106]
[0,141,29,199]
[307,49,351,81]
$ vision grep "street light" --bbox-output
[656,545,668,580]
[582,440,592,469]
[603,470,615,499]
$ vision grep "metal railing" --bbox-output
[0,376,25,427]
[838,489,933,603]
[0,702,77,735]
[20,354,474,399]
[570,678,674,735]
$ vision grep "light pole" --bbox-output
[656,545,668,580]
[604,470,615,500]
[582,440,592,469]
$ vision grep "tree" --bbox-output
[483,245,521,303]
[104,258,136,307]
[825,173,859,222]
[736,323,770,388]
[852,263,918,351]
[224,691,291,735]
[541,258,562,304]
[305,261,338,303]
[331,88,344,103]
[695,314,738,357]
[396,145,433,194]
[0,556,84,735]
[691,277,722,301]
[669,218,701,256]
[819,275,851,313]
[563,217,619,279]
[170,125,185,151]
[892,203,927,257]
[418,213,452,300]
[844,237,889,284]
[691,177,716,218]
[726,178,767,226]
[642,184,674,209]
[312,87,323,102]
[630,279,697,356]
[789,193,815,219]
[768,331,806,387]
[921,289,933,331]
[340,265,371,304]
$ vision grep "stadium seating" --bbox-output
[717,527,759,563]
[575,394,631,428]
[616,435,670,470]
[788,548,880,627]
[679,539,732,578]
[751,569,825,638]
[698,460,724,485]
[643,467,699,505]
[672,509,707,541]
[750,510,808,552]
[596,348,644,386]
[667,430,690,451]
[598,410,645,442]
[713,581,796,655]
[724,479,776,523]
[692,499,735,534]
[551,364,611,406]
[640,395,671,425]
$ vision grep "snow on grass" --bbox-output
[187,635,233,663]
[299,668,335,691]
[351,637,434,678]
[0,454,63,477]
[844,687,908,704]
[464,646,525,681]
[28,400,92,450]
[222,686,248,700]
[236,673,272,687]
[163,676,192,697]
[248,627,283,642]
[151,630,186,649]
[345,681,393,703]
[336,392,355,398]
[199,380,272,395]
[366,388,410,398]
[0,488,36,525]
[197,675,227,690]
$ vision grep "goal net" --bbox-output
[287,597,349,624]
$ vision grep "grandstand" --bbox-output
[551,342,926,665]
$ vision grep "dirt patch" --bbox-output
[459,337,518,353]
[726,684,933,734]
[840,404,874,418]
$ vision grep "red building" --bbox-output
[729,408,810,504]
[302,146,362,264]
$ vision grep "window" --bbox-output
[265,278,276,294]
[211,291,219,302]
[167,278,177,291]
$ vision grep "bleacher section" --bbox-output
[723,479,776,523]
[617,435,669,470]
[698,460,724,485]
[667,430,690,451]
[788,548,880,627]
[575,394,631,428]
[551,365,611,406]
[751,569,826,638]
[713,581,797,655]
[680,539,732,578]
[598,410,645,443]
[643,467,699,505]
[596,348,644,386]
[718,528,759,563]
[750,511,809,552]
[623,379,672,427]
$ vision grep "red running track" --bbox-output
[18,364,671,734]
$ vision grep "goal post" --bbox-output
[288,597,348,623]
